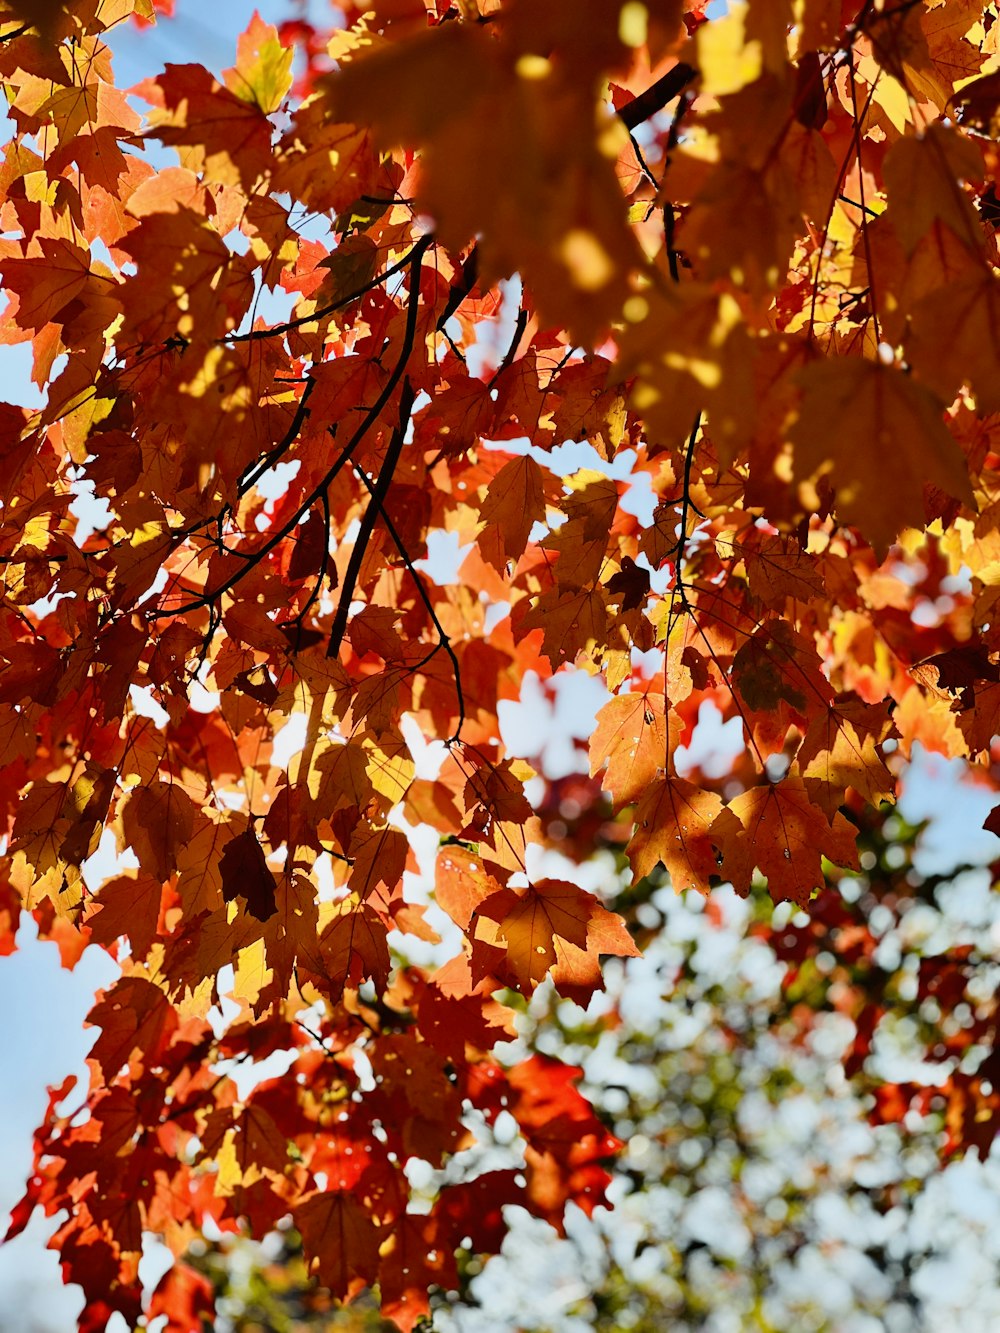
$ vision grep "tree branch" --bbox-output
[320,234,430,654]
[150,236,432,621]
[326,377,416,659]
[351,462,466,744]
[617,63,697,131]
[226,239,429,346]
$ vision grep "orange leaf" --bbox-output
[790,357,973,557]
[627,777,724,892]
[712,777,861,905]
[472,878,638,1000]
[797,696,897,814]
[590,690,679,806]
[435,846,503,931]
[477,454,548,568]
[1,238,91,331]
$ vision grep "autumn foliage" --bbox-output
[3,0,1000,1326]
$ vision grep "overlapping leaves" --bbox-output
[2,0,1000,1328]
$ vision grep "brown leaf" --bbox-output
[119,780,197,884]
[296,1191,384,1303]
[790,358,974,557]
[627,778,724,892]
[220,830,278,922]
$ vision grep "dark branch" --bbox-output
[488,305,528,389]
[617,63,697,131]
[351,463,466,745]
[237,372,317,500]
[149,236,432,621]
[226,239,428,345]
[436,247,479,333]
[326,377,416,659]
[323,234,430,655]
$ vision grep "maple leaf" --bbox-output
[136,62,273,190]
[742,531,825,608]
[471,878,638,1001]
[883,124,982,258]
[958,680,1000,757]
[321,13,642,342]
[86,873,164,960]
[223,12,293,115]
[118,780,196,885]
[515,584,609,668]
[507,1054,623,1227]
[627,778,724,892]
[8,1,1000,1324]
[477,453,547,569]
[733,618,830,717]
[435,846,503,931]
[415,954,517,1059]
[147,1264,215,1333]
[789,357,974,557]
[175,814,234,916]
[295,1190,384,1302]
[1,237,93,331]
[712,778,861,905]
[590,690,679,807]
[87,976,178,1081]
[907,265,1000,415]
[315,897,392,999]
[379,1213,457,1333]
[200,1102,291,1192]
[219,828,279,922]
[605,555,651,611]
[797,696,897,815]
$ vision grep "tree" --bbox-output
[103,804,1000,1331]
[2,0,1000,1327]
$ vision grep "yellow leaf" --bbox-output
[232,937,272,1009]
[224,12,294,115]
[697,3,764,96]
[213,1131,244,1197]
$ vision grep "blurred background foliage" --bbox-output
[171,785,1000,1332]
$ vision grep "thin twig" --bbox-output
[351,463,466,744]
[325,239,430,657]
[237,373,316,499]
[148,237,432,621]
[847,48,881,347]
[488,306,528,389]
[327,378,416,659]
[226,240,427,345]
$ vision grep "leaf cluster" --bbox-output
[3,0,1000,1326]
